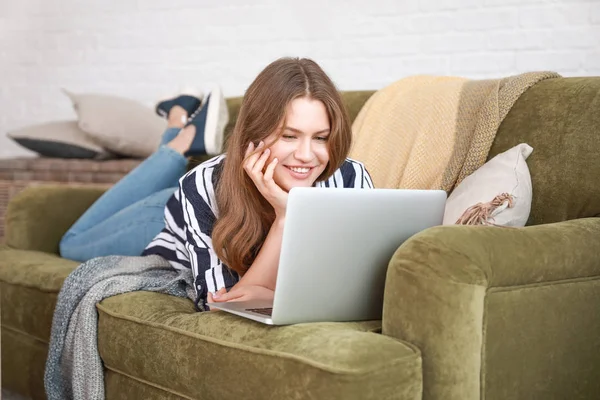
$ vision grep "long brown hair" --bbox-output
[212,57,352,276]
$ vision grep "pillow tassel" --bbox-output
[455,193,515,226]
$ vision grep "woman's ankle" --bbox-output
[166,125,196,154]
[167,105,188,128]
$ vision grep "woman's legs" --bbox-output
[60,105,200,261]
[60,187,176,261]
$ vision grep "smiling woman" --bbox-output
[142,57,374,310]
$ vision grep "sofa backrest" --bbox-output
[222,81,600,227]
[489,77,600,226]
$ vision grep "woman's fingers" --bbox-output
[242,141,288,216]
[243,141,265,174]
[244,141,255,158]
[243,142,259,170]
[252,148,271,175]
[263,157,278,184]
[206,292,221,311]
[244,141,276,193]
[215,290,245,302]
[207,287,232,311]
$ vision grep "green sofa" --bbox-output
[2,78,600,400]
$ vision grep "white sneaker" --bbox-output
[183,85,229,157]
[203,85,229,155]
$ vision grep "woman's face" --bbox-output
[264,97,331,192]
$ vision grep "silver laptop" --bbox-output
[207,187,446,325]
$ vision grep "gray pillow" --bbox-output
[8,121,111,159]
[63,89,167,158]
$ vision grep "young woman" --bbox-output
[61,57,373,311]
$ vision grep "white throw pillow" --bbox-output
[443,143,533,227]
[63,89,167,158]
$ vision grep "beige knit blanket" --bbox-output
[350,72,561,192]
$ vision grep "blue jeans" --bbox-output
[60,128,187,261]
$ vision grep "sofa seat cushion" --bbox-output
[0,247,422,399]
[97,291,422,400]
[0,247,79,342]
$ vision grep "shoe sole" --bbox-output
[204,86,229,155]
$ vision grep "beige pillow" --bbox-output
[443,143,533,227]
[63,89,167,158]
[7,120,111,159]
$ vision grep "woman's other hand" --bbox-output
[206,287,228,311]
[243,141,288,218]
[208,284,274,307]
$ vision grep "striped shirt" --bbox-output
[142,154,374,310]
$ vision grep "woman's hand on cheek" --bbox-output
[244,141,288,218]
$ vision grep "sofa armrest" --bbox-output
[383,218,600,400]
[5,185,107,253]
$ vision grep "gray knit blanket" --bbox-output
[44,254,196,400]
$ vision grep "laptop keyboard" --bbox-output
[246,307,273,317]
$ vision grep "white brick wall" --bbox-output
[1,0,599,158]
